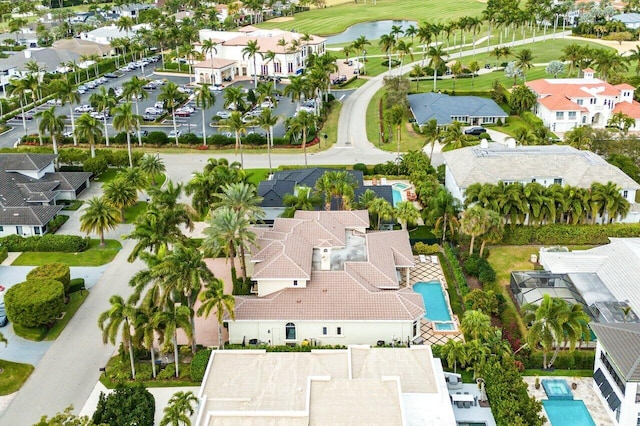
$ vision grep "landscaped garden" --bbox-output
[0,359,34,395]
[12,239,122,267]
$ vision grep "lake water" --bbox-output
[326,20,417,45]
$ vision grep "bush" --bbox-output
[0,246,7,264]
[190,348,212,381]
[501,223,640,246]
[244,132,267,146]
[83,156,108,176]
[525,350,594,370]
[413,242,440,255]
[353,163,367,174]
[5,279,65,328]
[48,215,69,233]
[520,111,544,128]
[157,363,177,380]
[444,245,470,296]
[178,133,201,145]
[93,384,155,426]
[0,234,89,252]
[463,254,481,276]
[27,263,71,293]
[68,278,86,293]
[478,263,497,284]
[146,131,169,145]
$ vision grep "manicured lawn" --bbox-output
[46,291,89,341]
[93,168,120,183]
[124,201,148,223]
[409,226,437,240]
[61,200,83,211]
[258,0,485,35]
[100,357,200,389]
[246,169,271,186]
[0,359,34,395]
[311,101,342,152]
[486,245,537,289]
[522,369,594,377]
[12,239,122,267]
[366,89,425,152]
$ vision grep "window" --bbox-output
[577,99,583,106]
[322,326,328,335]
[582,116,587,124]
[600,351,626,394]
[274,62,281,73]
[624,190,629,199]
[16,226,22,235]
[285,323,296,340]
[554,178,562,185]
[288,62,293,73]
[555,112,564,120]
[413,321,418,337]
[0,226,3,232]
[568,111,577,120]
[293,280,298,286]
[590,98,596,104]
[34,226,41,235]
[336,327,342,335]
[531,178,536,183]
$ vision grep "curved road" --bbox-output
[0,31,567,426]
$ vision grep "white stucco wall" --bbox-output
[0,224,45,237]
[228,319,419,346]
[256,279,308,297]
[444,166,464,203]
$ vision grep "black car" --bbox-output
[104,73,119,78]
[14,113,33,120]
[464,126,487,136]
[142,84,157,90]
[131,130,149,137]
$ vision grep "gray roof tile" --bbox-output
[590,322,640,381]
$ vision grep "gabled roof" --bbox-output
[538,94,588,112]
[612,12,640,24]
[612,100,640,119]
[590,323,640,381]
[0,154,57,171]
[258,179,296,207]
[408,92,507,126]
[443,144,640,191]
[0,206,63,226]
[192,58,237,70]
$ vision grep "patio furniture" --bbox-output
[455,401,464,408]
[431,255,439,264]
[419,254,427,263]
[451,393,475,405]
[463,401,471,409]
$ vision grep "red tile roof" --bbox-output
[538,94,588,112]
[612,100,640,119]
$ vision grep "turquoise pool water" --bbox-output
[413,282,452,322]
[392,189,402,206]
[543,400,595,426]
[393,182,411,190]
[542,379,573,400]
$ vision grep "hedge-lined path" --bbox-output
[1,252,20,266]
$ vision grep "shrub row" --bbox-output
[413,242,440,255]
[525,349,595,370]
[443,245,470,297]
[48,215,69,233]
[27,263,71,294]
[0,234,89,252]
[5,279,65,328]
[190,349,212,382]
[68,278,86,293]
[463,254,496,285]
[501,223,640,245]
[0,246,7,264]
[224,344,347,352]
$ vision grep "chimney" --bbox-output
[582,68,595,80]
[320,248,331,271]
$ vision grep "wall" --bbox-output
[228,320,419,346]
[0,224,42,237]
[256,279,308,297]
[443,166,464,203]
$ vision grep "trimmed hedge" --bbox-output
[0,246,7,264]
[48,215,69,233]
[525,350,595,370]
[413,242,440,255]
[5,279,65,328]
[501,223,640,245]
[27,263,71,294]
[0,234,89,252]
[444,245,470,296]
[190,349,212,382]
[68,278,86,293]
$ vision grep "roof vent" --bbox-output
[322,288,327,293]
[296,299,301,303]
[13,213,19,216]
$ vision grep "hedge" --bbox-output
[443,245,470,296]
[68,278,86,293]
[501,223,640,245]
[0,234,89,252]
[525,349,595,370]
[27,263,71,294]
[190,349,212,382]
[413,242,440,255]
[48,215,69,233]
[0,246,7,264]
[4,279,65,328]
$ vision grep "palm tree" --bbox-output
[213,182,264,221]
[158,81,183,145]
[120,167,149,193]
[222,112,248,169]
[98,295,138,379]
[379,33,397,74]
[89,86,117,147]
[478,209,503,256]
[314,171,358,211]
[291,109,316,167]
[161,391,199,426]
[626,45,640,75]
[103,178,138,222]
[442,121,470,150]
[411,64,426,91]
[75,113,102,158]
[123,76,148,147]
[256,108,279,174]
[153,301,193,378]
[440,339,467,373]
[35,106,66,155]
[460,310,492,342]
[284,75,306,110]
[396,40,413,74]
[194,83,215,146]
[52,79,80,146]
[117,16,135,38]
[515,48,534,81]
[197,278,235,349]
[369,197,395,230]
[203,206,251,281]
[133,298,160,379]
[201,39,219,83]
[139,153,166,186]
[242,39,262,88]
[427,187,461,244]
[112,102,140,168]
[351,35,371,74]
[282,186,321,217]
[394,201,420,230]
[80,197,120,246]
[594,50,628,81]
[427,45,448,91]
[469,60,480,89]
[223,86,247,113]
[459,205,490,255]
[423,118,440,160]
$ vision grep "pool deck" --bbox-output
[408,255,465,346]
[523,376,614,426]
[449,384,497,426]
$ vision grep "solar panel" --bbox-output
[594,368,605,386]
[608,393,621,411]
[600,379,613,400]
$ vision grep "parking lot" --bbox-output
[6,61,299,145]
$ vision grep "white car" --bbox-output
[168,130,182,138]
[242,114,257,124]
[154,101,164,109]
[216,111,231,119]
[145,107,164,115]
[63,131,74,138]
[74,104,94,113]
[90,111,108,120]
[260,100,274,109]
[46,99,62,106]
[114,88,124,97]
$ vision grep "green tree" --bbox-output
[509,85,537,115]
[75,113,102,158]
[93,384,155,426]
[35,106,66,155]
[427,45,448,91]
[459,205,492,255]
[103,178,138,222]
[123,76,148,147]
[256,108,279,174]
[440,339,467,373]
[290,109,316,167]
[460,309,492,341]
[153,301,193,377]
[203,207,252,284]
[158,81,183,145]
[222,111,248,169]
[515,48,534,81]
[89,86,117,147]
[112,102,140,168]
[242,39,262,88]
[394,201,420,230]
[442,121,470,151]
[36,405,103,426]
[138,153,166,186]
[195,83,215,145]
[607,111,635,134]
[464,289,499,315]
[80,197,120,246]
[52,79,80,146]
[197,278,236,350]
[160,391,198,426]
[368,197,395,230]
[98,295,138,379]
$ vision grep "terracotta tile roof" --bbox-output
[615,83,636,91]
[233,271,424,321]
[527,78,626,98]
[538,94,588,112]
[613,100,640,119]
[221,29,325,54]
[193,58,236,69]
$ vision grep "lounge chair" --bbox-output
[463,401,471,409]
[431,255,439,264]
[419,254,427,263]
[456,401,464,408]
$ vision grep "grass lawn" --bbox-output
[124,201,148,223]
[93,168,120,183]
[61,200,83,211]
[100,357,200,389]
[12,239,122,267]
[366,89,425,152]
[246,169,271,186]
[334,77,369,90]
[522,369,594,377]
[0,359,34,395]
[258,0,485,35]
[310,101,342,152]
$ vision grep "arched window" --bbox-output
[285,323,296,340]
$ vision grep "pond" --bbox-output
[326,20,417,45]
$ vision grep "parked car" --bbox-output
[104,72,118,78]
[46,99,62,106]
[142,114,157,121]
[131,130,149,137]
[175,109,192,117]
[464,126,487,136]
[13,112,33,120]
[90,111,108,120]
[216,110,231,119]
[142,83,156,90]
[0,303,8,327]
[168,130,182,138]
[75,104,94,113]
[211,84,224,92]
[145,107,164,115]
[260,99,274,109]
[96,77,108,84]
[332,75,347,85]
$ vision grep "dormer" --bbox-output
[583,68,595,80]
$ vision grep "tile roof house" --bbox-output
[257,168,394,221]
[408,92,508,127]
[526,69,640,133]
[590,322,640,425]
[0,154,91,237]
[194,28,326,84]
[443,143,640,222]
[612,12,640,29]
[226,210,424,346]
[195,346,457,426]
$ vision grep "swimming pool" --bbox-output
[393,182,411,191]
[543,400,595,426]
[542,379,573,400]
[412,281,453,322]
[392,189,402,206]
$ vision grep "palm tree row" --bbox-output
[464,180,630,226]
